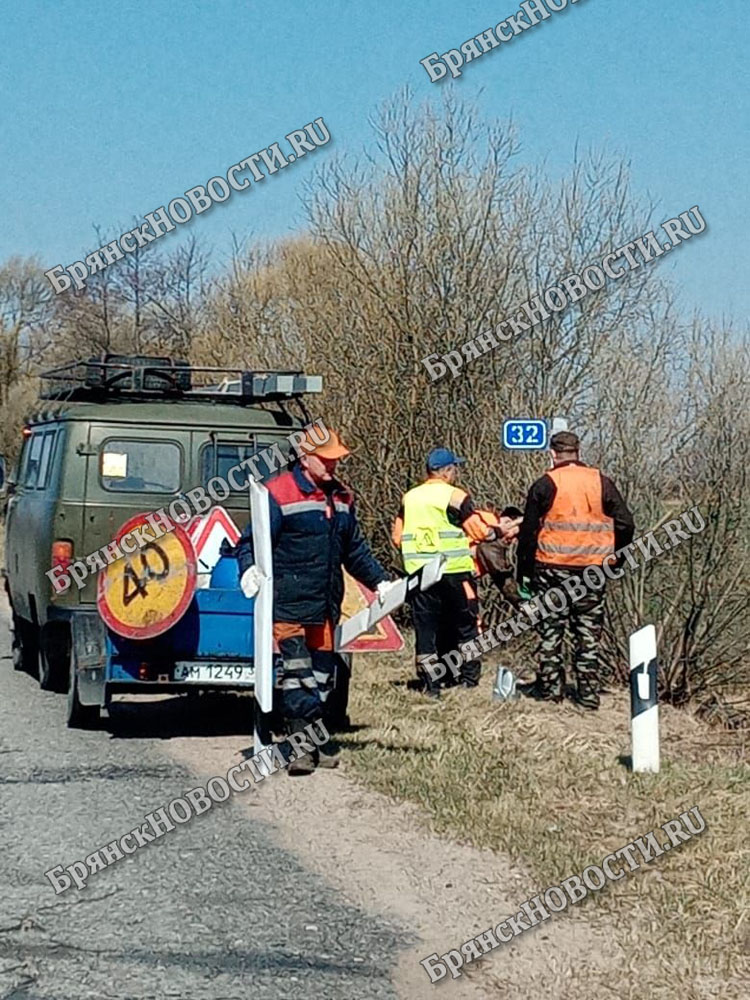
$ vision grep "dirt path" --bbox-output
[168,728,620,1000]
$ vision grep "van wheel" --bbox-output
[39,627,71,693]
[11,615,38,674]
[66,659,100,729]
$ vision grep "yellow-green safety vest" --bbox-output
[400,479,474,575]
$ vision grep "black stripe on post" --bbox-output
[630,657,658,719]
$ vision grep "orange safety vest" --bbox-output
[536,465,615,568]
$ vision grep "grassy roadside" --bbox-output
[343,641,749,1000]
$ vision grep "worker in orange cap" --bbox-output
[237,426,392,774]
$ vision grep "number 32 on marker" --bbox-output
[502,419,548,451]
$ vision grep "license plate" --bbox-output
[173,662,255,684]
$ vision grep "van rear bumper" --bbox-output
[105,682,255,696]
[107,658,255,689]
[56,607,262,706]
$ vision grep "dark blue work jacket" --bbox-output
[236,463,387,625]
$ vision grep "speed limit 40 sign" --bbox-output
[97,513,197,639]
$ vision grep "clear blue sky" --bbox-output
[1,0,746,323]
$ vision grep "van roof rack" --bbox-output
[39,355,323,404]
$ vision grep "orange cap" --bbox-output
[301,427,350,460]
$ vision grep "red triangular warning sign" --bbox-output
[340,572,404,652]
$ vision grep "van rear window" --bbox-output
[23,434,44,487]
[35,431,57,489]
[100,440,181,493]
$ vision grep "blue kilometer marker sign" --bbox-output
[502,419,548,451]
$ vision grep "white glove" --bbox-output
[240,565,262,599]
[375,579,398,604]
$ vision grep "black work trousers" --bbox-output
[411,572,480,690]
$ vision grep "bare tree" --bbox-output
[0,257,54,405]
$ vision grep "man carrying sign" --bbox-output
[236,429,392,774]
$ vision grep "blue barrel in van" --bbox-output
[209,553,241,589]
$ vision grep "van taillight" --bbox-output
[51,541,73,572]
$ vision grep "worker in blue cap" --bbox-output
[391,448,489,696]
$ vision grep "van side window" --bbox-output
[200,441,287,490]
[35,431,57,490]
[100,439,181,494]
[24,434,44,488]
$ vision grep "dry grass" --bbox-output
[344,642,749,1000]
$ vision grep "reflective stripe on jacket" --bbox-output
[400,479,474,575]
[536,465,615,567]
[235,464,387,624]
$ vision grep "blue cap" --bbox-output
[427,447,465,471]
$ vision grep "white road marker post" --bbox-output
[249,478,274,756]
[549,417,569,469]
[629,624,660,773]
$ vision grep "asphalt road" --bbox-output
[0,604,407,1000]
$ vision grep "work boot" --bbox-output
[287,752,317,776]
[313,736,342,769]
[324,713,352,733]
[283,718,319,776]
[518,679,563,704]
[315,748,341,769]
[416,656,442,699]
[459,661,481,688]
[416,672,442,699]
[414,675,441,699]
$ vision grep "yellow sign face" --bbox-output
[97,516,197,639]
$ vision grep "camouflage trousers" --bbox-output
[533,567,606,706]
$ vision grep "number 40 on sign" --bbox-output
[502,419,548,451]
